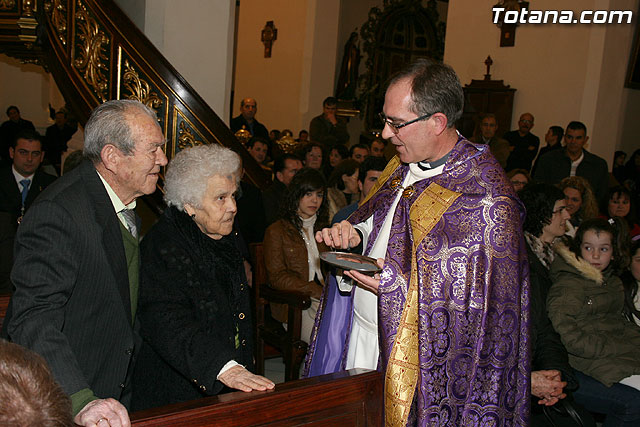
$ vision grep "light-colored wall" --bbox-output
[444,0,639,168]
[143,0,235,122]
[0,54,64,132]
[234,0,341,137]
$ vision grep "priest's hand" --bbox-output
[344,258,384,294]
[219,365,275,392]
[531,370,567,406]
[74,398,130,427]
[316,221,361,250]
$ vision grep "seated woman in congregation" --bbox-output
[519,184,595,427]
[601,185,640,238]
[506,168,530,192]
[263,167,329,344]
[547,217,640,426]
[132,145,274,411]
[558,176,599,237]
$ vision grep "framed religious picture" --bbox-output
[626,15,640,89]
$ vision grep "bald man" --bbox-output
[230,98,269,139]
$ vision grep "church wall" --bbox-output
[0,54,63,133]
[444,0,639,169]
[142,0,235,123]
[234,0,340,137]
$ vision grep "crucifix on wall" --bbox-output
[493,0,529,47]
[261,21,277,58]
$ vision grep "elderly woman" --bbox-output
[519,184,595,427]
[132,145,273,411]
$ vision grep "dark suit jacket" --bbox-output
[0,165,57,220]
[0,166,57,293]
[230,115,269,139]
[4,160,141,407]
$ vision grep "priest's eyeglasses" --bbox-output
[378,112,434,134]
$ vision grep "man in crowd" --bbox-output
[246,136,270,168]
[368,138,386,158]
[310,60,530,425]
[45,110,77,174]
[0,105,35,164]
[230,97,269,139]
[4,100,168,427]
[262,153,302,226]
[504,112,540,172]
[531,125,564,175]
[0,130,57,294]
[332,155,386,223]
[309,96,350,147]
[349,143,369,163]
[471,113,510,169]
[533,121,608,203]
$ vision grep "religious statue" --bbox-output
[335,32,360,100]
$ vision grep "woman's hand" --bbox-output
[315,220,361,250]
[531,369,567,406]
[218,365,275,392]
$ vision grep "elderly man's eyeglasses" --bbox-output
[378,112,434,134]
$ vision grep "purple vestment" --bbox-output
[307,137,530,426]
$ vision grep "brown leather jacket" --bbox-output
[263,219,328,322]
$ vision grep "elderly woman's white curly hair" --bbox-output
[164,144,240,211]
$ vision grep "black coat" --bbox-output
[132,207,254,411]
[527,242,577,391]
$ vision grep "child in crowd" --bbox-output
[547,218,640,425]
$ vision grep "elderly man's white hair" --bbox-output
[164,144,240,211]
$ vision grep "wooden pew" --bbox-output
[131,369,382,426]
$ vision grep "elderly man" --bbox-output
[310,60,530,425]
[230,97,269,139]
[504,112,540,172]
[4,100,168,427]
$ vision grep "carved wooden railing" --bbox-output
[0,0,270,192]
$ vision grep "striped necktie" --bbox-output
[120,208,138,238]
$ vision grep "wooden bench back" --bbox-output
[131,369,382,426]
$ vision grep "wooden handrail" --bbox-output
[0,0,269,190]
[130,369,382,426]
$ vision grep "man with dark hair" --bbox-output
[369,138,386,158]
[309,96,349,147]
[246,136,270,166]
[533,121,609,203]
[531,125,564,175]
[4,100,168,426]
[349,143,369,163]
[332,155,386,223]
[0,105,35,164]
[262,153,302,226]
[0,130,57,294]
[0,339,73,426]
[44,110,77,173]
[230,98,269,139]
[470,113,510,169]
[308,59,530,426]
[504,112,540,172]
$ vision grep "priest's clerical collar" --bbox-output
[416,152,450,171]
